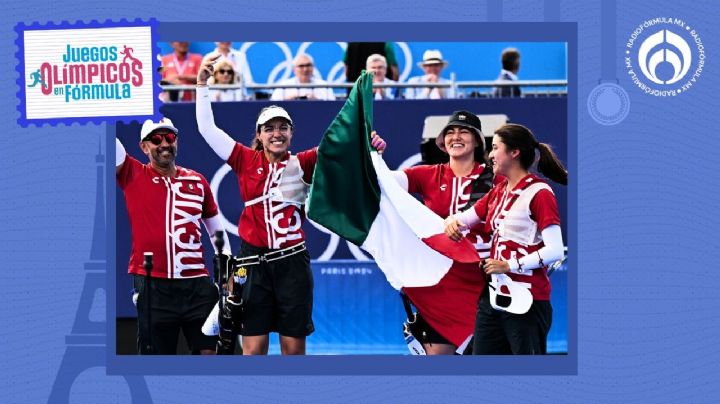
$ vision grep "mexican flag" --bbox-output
[307,72,481,290]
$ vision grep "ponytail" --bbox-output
[536,142,567,185]
[494,123,568,186]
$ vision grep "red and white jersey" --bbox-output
[474,174,561,300]
[404,162,493,258]
[117,155,218,279]
[402,162,493,346]
[227,143,317,249]
[161,53,203,102]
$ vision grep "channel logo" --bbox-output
[625,18,705,97]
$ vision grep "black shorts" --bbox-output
[472,288,552,355]
[238,241,314,337]
[409,312,453,346]
[134,275,218,354]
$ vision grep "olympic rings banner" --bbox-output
[157,41,568,85]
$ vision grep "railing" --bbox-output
[160,79,568,101]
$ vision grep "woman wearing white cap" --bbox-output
[195,55,385,355]
[403,49,456,100]
[391,110,493,354]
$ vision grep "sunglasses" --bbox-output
[143,132,177,145]
[217,69,233,75]
[295,63,313,69]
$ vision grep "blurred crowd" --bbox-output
[159,41,524,102]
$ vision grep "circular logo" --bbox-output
[587,83,630,126]
[625,18,705,96]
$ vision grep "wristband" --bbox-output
[536,250,546,269]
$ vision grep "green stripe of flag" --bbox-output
[307,72,380,246]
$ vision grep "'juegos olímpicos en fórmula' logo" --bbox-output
[27,44,143,102]
[625,17,705,97]
[17,21,158,126]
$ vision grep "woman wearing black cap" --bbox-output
[391,110,494,355]
[445,123,567,354]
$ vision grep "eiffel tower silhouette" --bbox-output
[48,139,151,403]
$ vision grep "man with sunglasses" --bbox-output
[270,53,336,101]
[116,118,231,355]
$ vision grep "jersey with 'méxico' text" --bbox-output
[474,174,561,300]
[117,154,218,279]
[227,143,317,249]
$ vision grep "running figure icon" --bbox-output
[120,45,140,64]
[28,69,47,89]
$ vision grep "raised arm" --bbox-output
[196,54,237,161]
[115,137,127,174]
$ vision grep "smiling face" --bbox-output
[443,126,478,160]
[489,134,519,176]
[256,117,293,158]
[140,130,178,169]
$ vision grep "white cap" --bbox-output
[255,106,293,128]
[140,118,178,141]
[418,49,449,67]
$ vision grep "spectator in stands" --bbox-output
[161,42,203,102]
[208,59,245,102]
[157,55,177,103]
[404,50,456,100]
[204,42,254,98]
[492,48,522,98]
[366,54,398,100]
[344,42,399,84]
[270,54,336,101]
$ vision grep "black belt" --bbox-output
[233,242,306,267]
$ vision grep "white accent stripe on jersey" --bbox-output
[489,189,510,260]
[268,163,277,249]
[170,178,179,278]
[175,175,201,181]
[163,177,172,278]
[449,177,458,216]
[456,174,478,214]
[490,189,510,232]
[455,177,463,214]
[262,163,273,249]
[173,273,209,279]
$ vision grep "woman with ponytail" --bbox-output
[444,123,566,354]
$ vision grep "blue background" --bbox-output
[2,1,719,403]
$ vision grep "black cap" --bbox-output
[435,110,485,152]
